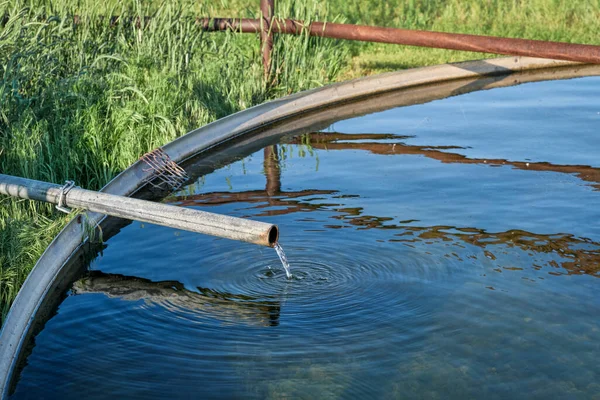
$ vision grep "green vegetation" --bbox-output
[1,0,599,323]
[331,0,600,77]
[0,0,345,322]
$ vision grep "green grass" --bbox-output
[329,0,600,77]
[1,0,599,324]
[0,0,346,323]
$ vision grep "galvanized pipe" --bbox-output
[0,174,278,247]
[197,17,600,64]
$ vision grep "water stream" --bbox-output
[273,242,292,279]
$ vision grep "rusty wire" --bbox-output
[140,148,189,191]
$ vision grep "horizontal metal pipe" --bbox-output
[12,14,597,63]
[196,17,261,32]
[0,174,278,247]
[197,17,600,64]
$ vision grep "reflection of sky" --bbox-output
[194,140,600,242]
[329,76,600,166]
[15,76,600,400]
[182,76,600,240]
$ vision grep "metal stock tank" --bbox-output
[1,57,599,398]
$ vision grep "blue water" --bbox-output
[12,76,600,399]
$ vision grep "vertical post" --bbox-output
[260,0,274,80]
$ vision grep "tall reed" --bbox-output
[0,0,347,323]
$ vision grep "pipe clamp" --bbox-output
[56,180,75,213]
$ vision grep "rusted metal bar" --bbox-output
[196,17,600,64]
[12,12,599,64]
[260,0,275,79]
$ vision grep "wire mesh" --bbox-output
[140,148,189,191]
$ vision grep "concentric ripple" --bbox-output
[12,76,600,399]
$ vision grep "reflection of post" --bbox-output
[264,145,281,196]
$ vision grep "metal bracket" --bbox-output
[56,180,75,214]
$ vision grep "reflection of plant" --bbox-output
[276,136,319,172]
[298,133,316,158]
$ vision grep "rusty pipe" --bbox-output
[196,17,600,64]
[260,0,275,79]
[19,14,599,64]
[196,17,261,32]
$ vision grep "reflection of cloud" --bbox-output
[72,271,281,327]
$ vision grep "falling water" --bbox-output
[273,242,292,279]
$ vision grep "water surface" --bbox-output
[13,76,600,399]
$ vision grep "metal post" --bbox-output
[260,0,274,79]
[0,174,278,247]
